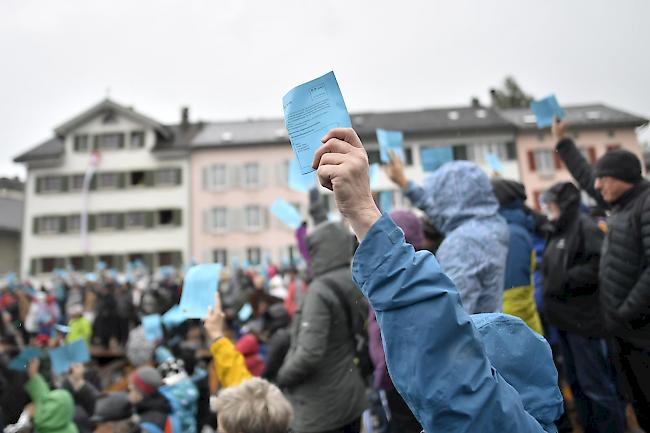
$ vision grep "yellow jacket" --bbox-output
[66,317,92,345]
[210,337,252,388]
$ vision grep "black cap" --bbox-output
[594,150,643,184]
[491,179,527,206]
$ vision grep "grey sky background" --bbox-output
[2,0,649,178]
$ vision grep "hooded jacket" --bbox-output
[277,222,367,433]
[25,374,78,433]
[262,304,291,382]
[405,161,509,313]
[542,182,605,337]
[235,335,265,377]
[354,215,563,433]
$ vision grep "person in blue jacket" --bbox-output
[385,156,509,314]
[312,128,564,433]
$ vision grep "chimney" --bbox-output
[181,106,189,127]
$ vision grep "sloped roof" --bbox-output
[14,136,64,163]
[499,103,648,130]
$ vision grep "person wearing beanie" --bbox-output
[91,392,138,433]
[389,209,424,250]
[235,334,265,377]
[128,366,171,431]
[554,119,650,429]
[490,179,543,335]
[541,182,626,433]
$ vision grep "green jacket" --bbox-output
[25,374,78,433]
[66,317,92,345]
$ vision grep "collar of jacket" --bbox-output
[612,179,650,209]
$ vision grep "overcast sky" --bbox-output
[2,0,649,178]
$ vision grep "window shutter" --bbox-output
[171,251,182,268]
[116,214,125,230]
[30,258,38,275]
[55,257,66,269]
[93,135,100,150]
[143,253,154,270]
[144,211,154,228]
[203,209,211,233]
[144,171,155,187]
[33,217,40,234]
[258,164,268,188]
[229,208,241,232]
[229,166,240,189]
[83,255,95,272]
[59,176,68,192]
[36,178,43,194]
[88,215,96,232]
[118,133,125,149]
[553,152,563,170]
[174,168,182,186]
[527,151,536,171]
[172,209,182,226]
[118,173,126,189]
[262,208,269,229]
[114,255,125,271]
[59,216,67,233]
[89,175,97,191]
[588,147,597,165]
[275,162,285,187]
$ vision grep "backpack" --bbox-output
[322,277,374,380]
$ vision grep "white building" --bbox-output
[14,99,197,277]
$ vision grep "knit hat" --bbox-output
[90,392,133,423]
[129,366,162,396]
[390,210,424,250]
[126,326,155,367]
[491,179,527,206]
[594,150,643,184]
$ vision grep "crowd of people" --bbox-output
[0,119,649,433]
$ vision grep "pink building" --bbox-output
[501,104,647,208]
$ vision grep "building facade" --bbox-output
[0,177,24,275]
[14,99,196,277]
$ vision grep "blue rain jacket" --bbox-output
[352,214,563,433]
[499,201,535,289]
[404,161,509,313]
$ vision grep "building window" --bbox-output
[205,164,227,190]
[213,249,228,266]
[98,172,120,189]
[158,209,174,226]
[126,212,146,228]
[211,207,228,231]
[452,144,468,161]
[71,174,85,190]
[130,131,145,149]
[243,163,260,188]
[40,216,61,234]
[158,252,173,267]
[98,255,115,269]
[94,133,124,150]
[505,142,517,160]
[469,143,509,163]
[130,171,146,187]
[534,150,555,174]
[68,215,81,232]
[154,168,179,186]
[41,258,57,273]
[247,247,262,266]
[74,135,89,152]
[288,245,297,261]
[245,206,262,230]
[97,213,120,230]
[41,176,64,193]
[69,256,84,271]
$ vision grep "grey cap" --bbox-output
[90,392,133,423]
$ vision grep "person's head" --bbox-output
[90,392,134,433]
[307,221,356,277]
[389,209,424,250]
[68,303,84,319]
[490,178,527,208]
[214,378,293,433]
[593,149,643,203]
[128,366,162,404]
[542,182,580,225]
[126,326,156,367]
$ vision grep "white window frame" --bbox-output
[96,133,124,151]
[209,164,228,191]
[243,163,260,188]
[534,150,555,175]
[42,176,63,193]
[154,168,178,186]
[213,249,228,266]
[130,131,145,149]
[246,247,262,266]
[245,205,262,231]
[211,207,228,232]
[40,216,60,234]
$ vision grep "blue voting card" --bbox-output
[159,266,175,279]
[283,71,351,174]
[420,147,453,172]
[55,324,70,334]
[379,191,393,213]
[377,129,405,163]
[49,340,90,375]
[369,163,381,190]
[238,303,253,322]
[162,305,186,329]
[485,153,504,173]
[142,314,163,342]
[85,272,98,282]
[530,95,565,128]
[179,263,222,319]
[271,198,302,229]
[288,158,317,192]
[9,347,42,371]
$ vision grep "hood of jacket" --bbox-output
[544,182,580,233]
[307,221,356,277]
[235,334,260,356]
[422,161,501,234]
[33,389,77,433]
[135,391,171,416]
[472,313,564,430]
[263,303,290,333]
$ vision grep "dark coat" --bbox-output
[135,392,171,430]
[557,138,650,345]
[542,183,605,336]
[276,222,367,433]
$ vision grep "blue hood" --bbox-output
[499,201,534,231]
[472,313,564,430]
[423,161,500,234]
